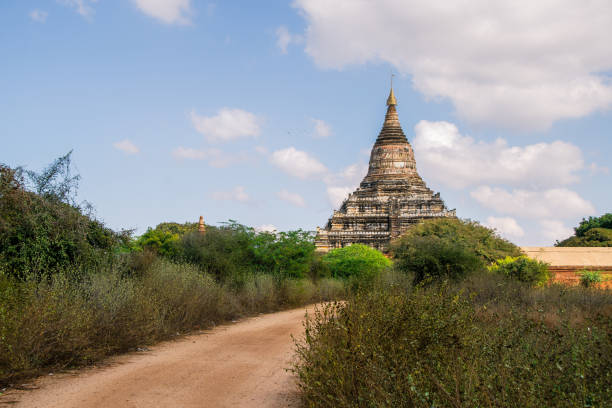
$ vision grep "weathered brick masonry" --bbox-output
[315,88,455,252]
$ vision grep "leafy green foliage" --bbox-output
[489,255,550,286]
[390,218,519,283]
[575,213,612,237]
[133,228,180,258]
[322,244,391,283]
[295,275,612,407]
[556,213,612,246]
[178,221,315,281]
[580,270,603,288]
[0,157,122,280]
[392,236,484,283]
[394,218,521,263]
[557,227,612,247]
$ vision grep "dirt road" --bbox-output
[1,305,316,408]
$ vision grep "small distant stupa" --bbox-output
[315,85,455,252]
[198,216,206,234]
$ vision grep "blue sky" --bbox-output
[2,0,611,246]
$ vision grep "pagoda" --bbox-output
[315,87,456,252]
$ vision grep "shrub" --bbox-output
[0,156,123,280]
[393,218,521,263]
[294,280,612,407]
[0,260,346,386]
[556,213,612,246]
[322,244,391,283]
[392,235,485,283]
[489,255,550,286]
[580,270,603,288]
[133,228,180,258]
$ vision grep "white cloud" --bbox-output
[270,147,327,179]
[293,0,612,129]
[413,120,584,189]
[322,163,368,207]
[255,224,277,233]
[539,219,574,243]
[484,216,524,238]
[311,118,332,138]
[172,146,207,160]
[589,163,610,176]
[326,186,353,209]
[277,189,306,207]
[172,146,250,168]
[191,108,262,143]
[211,186,250,203]
[275,25,303,54]
[58,0,97,19]
[471,186,596,219]
[132,0,192,25]
[29,9,48,22]
[113,139,139,155]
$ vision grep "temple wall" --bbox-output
[521,247,612,287]
[521,247,612,266]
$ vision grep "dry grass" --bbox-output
[0,260,346,386]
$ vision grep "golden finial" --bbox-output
[386,73,397,106]
[198,216,206,234]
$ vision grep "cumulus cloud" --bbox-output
[311,118,332,138]
[211,186,250,203]
[277,189,306,207]
[323,163,368,207]
[113,139,139,155]
[191,108,262,143]
[326,186,354,209]
[293,0,612,129]
[58,0,97,19]
[270,147,327,179]
[29,9,48,22]
[539,219,574,243]
[471,186,595,219]
[484,216,524,238]
[275,25,303,54]
[172,146,250,168]
[413,120,584,189]
[131,0,191,25]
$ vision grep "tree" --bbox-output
[390,218,521,284]
[0,156,121,280]
[556,213,612,247]
[322,244,391,281]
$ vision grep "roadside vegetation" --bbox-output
[295,218,612,407]
[556,213,612,247]
[0,154,346,386]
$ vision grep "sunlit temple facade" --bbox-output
[315,88,456,252]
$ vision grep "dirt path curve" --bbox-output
[1,305,316,408]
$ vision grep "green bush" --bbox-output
[322,244,391,283]
[557,227,612,247]
[580,270,603,288]
[392,235,484,283]
[393,218,521,263]
[294,278,612,407]
[489,255,550,286]
[390,218,521,284]
[0,157,124,280]
[556,213,612,246]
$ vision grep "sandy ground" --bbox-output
[0,305,316,408]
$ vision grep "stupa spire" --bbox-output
[386,74,397,106]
